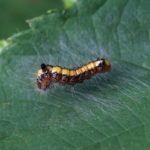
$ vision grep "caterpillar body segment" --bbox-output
[36,58,111,90]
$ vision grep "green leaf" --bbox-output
[0,0,150,150]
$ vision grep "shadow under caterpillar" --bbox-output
[36,58,111,90]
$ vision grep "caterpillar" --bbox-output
[36,58,111,90]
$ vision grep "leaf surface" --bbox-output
[0,0,150,150]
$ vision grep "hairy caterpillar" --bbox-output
[36,58,111,90]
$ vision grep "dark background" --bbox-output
[0,0,64,39]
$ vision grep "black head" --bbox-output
[41,64,47,70]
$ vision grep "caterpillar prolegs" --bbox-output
[36,58,111,90]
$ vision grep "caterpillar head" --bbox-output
[36,64,53,90]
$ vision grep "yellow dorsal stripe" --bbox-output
[82,65,88,72]
[76,68,82,75]
[52,66,62,74]
[70,70,77,76]
[48,60,99,77]
[87,62,95,70]
[62,68,70,76]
